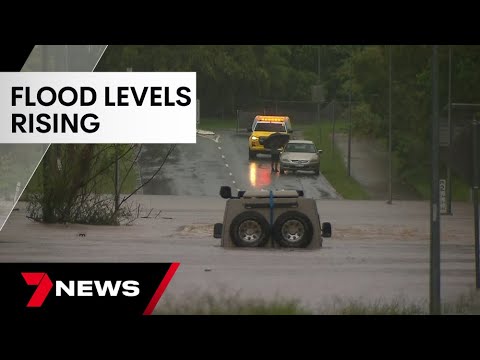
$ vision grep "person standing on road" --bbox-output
[271,146,282,173]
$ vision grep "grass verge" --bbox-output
[155,289,480,315]
[156,291,310,315]
[405,169,472,202]
[198,117,237,131]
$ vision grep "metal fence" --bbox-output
[236,100,346,132]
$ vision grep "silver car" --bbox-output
[279,140,322,175]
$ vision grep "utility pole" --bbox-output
[347,47,353,177]
[332,99,336,156]
[317,46,321,135]
[114,144,120,214]
[473,114,479,289]
[430,45,441,315]
[42,45,52,222]
[447,46,453,215]
[114,66,134,215]
[387,45,393,204]
[318,46,321,83]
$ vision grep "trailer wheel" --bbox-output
[229,211,270,247]
[272,211,313,248]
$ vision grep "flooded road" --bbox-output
[0,197,475,312]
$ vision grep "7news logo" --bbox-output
[22,272,140,307]
[0,263,181,316]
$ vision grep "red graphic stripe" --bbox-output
[143,262,180,315]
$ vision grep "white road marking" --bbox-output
[225,164,229,168]
[229,172,233,176]
[218,146,222,150]
[232,181,236,184]
[221,155,225,159]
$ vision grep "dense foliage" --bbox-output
[98,45,479,188]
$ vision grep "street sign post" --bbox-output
[473,116,479,289]
[430,45,441,315]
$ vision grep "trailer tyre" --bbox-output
[272,211,313,248]
[229,211,270,247]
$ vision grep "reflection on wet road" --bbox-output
[138,130,340,199]
[248,161,274,188]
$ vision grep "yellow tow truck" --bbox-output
[248,115,292,160]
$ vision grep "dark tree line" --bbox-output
[98,45,480,189]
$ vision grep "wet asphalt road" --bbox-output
[139,130,340,199]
